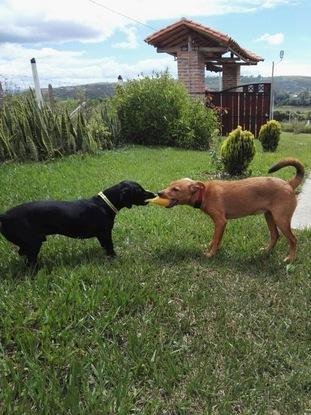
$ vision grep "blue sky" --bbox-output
[0,0,310,88]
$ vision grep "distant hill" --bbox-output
[42,82,116,100]
[42,76,311,104]
[205,75,311,94]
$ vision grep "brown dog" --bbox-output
[158,158,304,262]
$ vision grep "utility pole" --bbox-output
[270,50,284,120]
[30,58,44,108]
[270,61,275,120]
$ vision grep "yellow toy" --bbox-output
[145,196,170,207]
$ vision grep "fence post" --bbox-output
[0,81,3,110]
[48,83,55,107]
[69,101,87,119]
[30,58,44,108]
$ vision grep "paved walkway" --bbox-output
[292,173,311,230]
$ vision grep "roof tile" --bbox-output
[145,18,263,63]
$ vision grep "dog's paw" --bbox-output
[204,251,216,258]
[283,255,295,263]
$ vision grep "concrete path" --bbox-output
[292,173,311,230]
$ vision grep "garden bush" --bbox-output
[258,120,281,152]
[112,73,219,150]
[86,115,113,150]
[220,126,256,175]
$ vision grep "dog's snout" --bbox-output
[158,191,164,197]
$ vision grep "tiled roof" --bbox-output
[145,18,263,63]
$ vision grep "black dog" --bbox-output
[0,181,155,266]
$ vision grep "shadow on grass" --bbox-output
[1,239,295,281]
[0,244,112,280]
[0,257,34,281]
[41,245,108,269]
[152,245,203,262]
[151,244,285,279]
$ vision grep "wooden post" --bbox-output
[0,81,3,110]
[30,58,44,108]
[187,34,192,51]
[48,83,55,107]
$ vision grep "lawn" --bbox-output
[0,132,310,414]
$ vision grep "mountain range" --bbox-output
[42,76,311,101]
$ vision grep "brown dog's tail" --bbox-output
[268,158,305,190]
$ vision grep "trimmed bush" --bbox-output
[112,73,219,150]
[221,126,256,175]
[258,120,281,152]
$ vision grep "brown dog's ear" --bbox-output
[190,181,205,193]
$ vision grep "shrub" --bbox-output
[86,115,113,149]
[111,72,219,150]
[0,92,119,162]
[273,110,289,122]
[281,122,311,134]
[100,102,122,146]
[258,120,281,152]
[220,126,256,175]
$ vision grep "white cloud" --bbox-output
[256,32,284,45]
[1,42,310,90]
[0,0,297,87]
[260,0,294,7]
[113,27,138,49]
[0,0,291,44]
[0,43,176,88]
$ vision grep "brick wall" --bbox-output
[177,50,205,95]
[222,64,240,90]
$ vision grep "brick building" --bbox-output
[145,18,263,95]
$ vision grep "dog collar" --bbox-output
[193,189,203,209]
[98,192,118,214]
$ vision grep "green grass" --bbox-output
[0,132,311,414]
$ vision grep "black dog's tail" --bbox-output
[268,158,305,190]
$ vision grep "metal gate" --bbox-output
[207,83,271,137]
